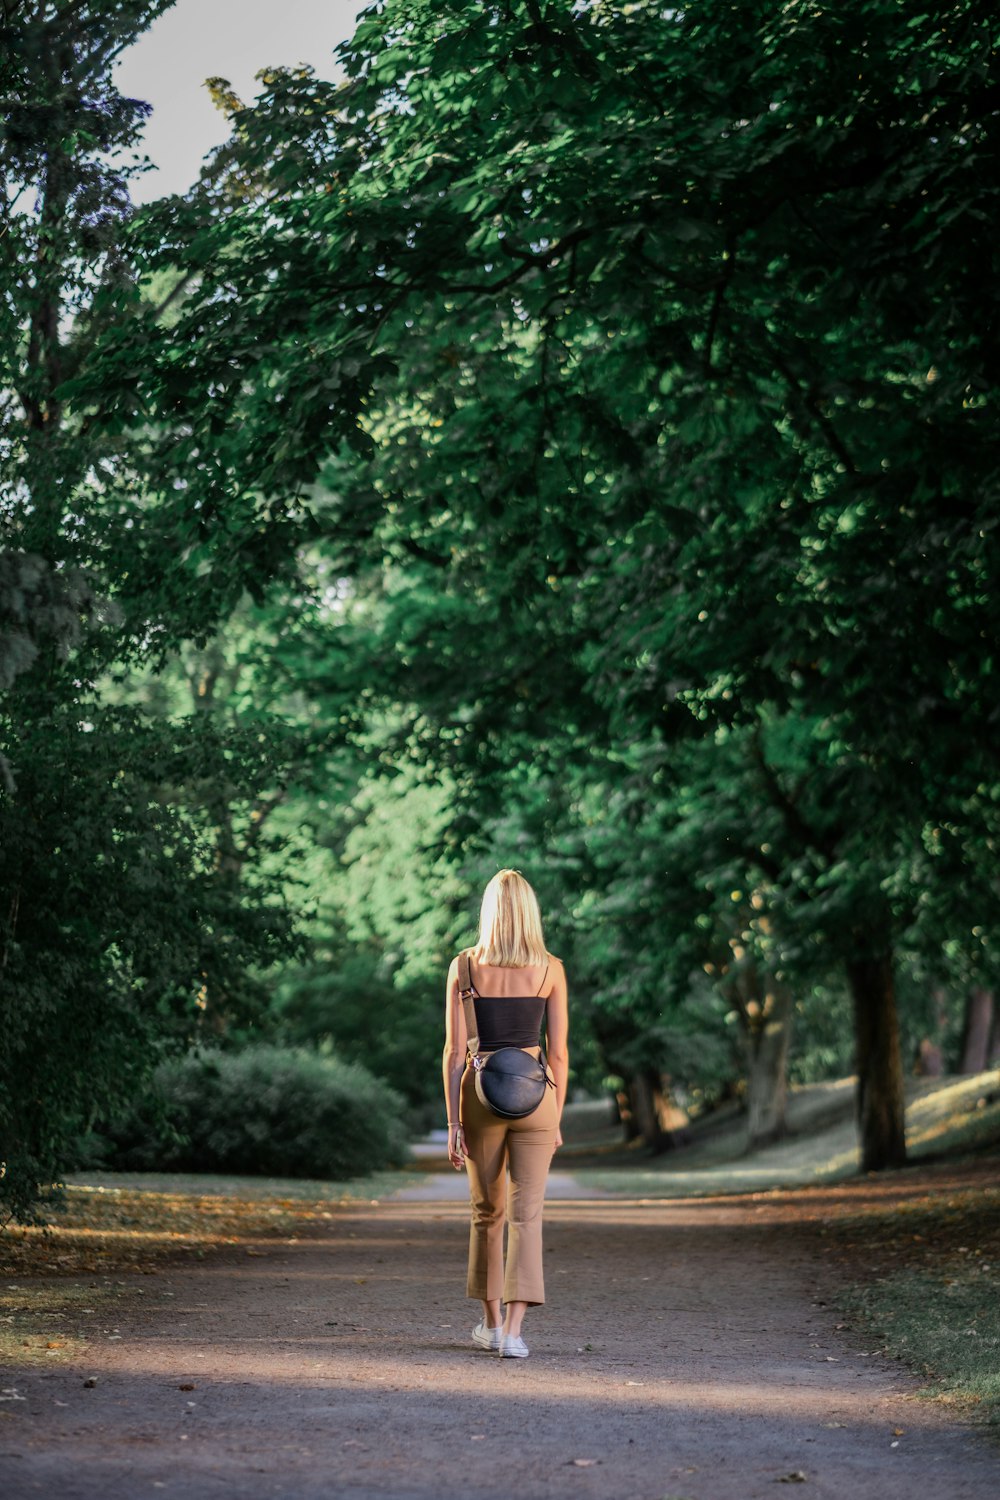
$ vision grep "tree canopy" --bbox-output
[3,0,999,1215]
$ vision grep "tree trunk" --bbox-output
[745,981,794,1149]
[989,1007,1000,1067]
[959,987,995,1075]
[914,1037,943,1077]
[847,950,907,1172]
[614,1090,642,1142]
[628,1070,673,1154]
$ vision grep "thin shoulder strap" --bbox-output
[535,962,550,997]
[457,949,480,1056]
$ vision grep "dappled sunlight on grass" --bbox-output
[0,1281,101,1368]
[572,1155,859,1198]
[0,1172,422,1279]
[62,1170,419,1201]
[906,1071,1000,1158]
[569,1071,1000,1200]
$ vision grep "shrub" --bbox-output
[101,1046,410,1180]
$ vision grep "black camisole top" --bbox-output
[469,961,548,1050]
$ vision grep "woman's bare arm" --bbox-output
[544,957,570,1148]
[442,957,469,1166]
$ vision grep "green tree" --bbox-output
[80,0,1000,1170]
[0,2,306,1221]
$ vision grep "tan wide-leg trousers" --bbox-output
[460,1051,558,1307]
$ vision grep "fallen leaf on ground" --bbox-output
[777,1473,807,1484]
[571,1459,598,1466]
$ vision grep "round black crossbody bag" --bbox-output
[472,1046,550,1120]
[458,951,554,1121]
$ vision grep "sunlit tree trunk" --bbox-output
[959,987,995,1075]
[627,1069,676,1154]
[744,980,794,1149]
[725,952,793,1150]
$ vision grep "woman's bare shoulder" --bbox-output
[544,954,567,986]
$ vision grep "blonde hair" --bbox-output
[474,869,547,968]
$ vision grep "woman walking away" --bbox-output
[442,869,569,1359]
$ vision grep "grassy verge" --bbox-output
[829,1178,1000,1426]
[905,1073,1000,1161]
[0,1169,421,1280]
[568,1072,1000,1199]
[0,1169,421,1373]
[0,1281,99,1369]
[843,1266,1000,1425]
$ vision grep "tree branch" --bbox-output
[704,233,736,375]
[751,724,838,860]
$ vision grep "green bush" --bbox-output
[100,1046,410,1180]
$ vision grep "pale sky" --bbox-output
[115,0,368,202]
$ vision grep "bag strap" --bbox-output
[457,949,480,1057]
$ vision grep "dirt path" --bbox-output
[2,1191,998,1500]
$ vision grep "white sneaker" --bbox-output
[499,1333,529,1358]
[472,1320,503,1351]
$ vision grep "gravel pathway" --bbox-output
[2,1193,998,1499]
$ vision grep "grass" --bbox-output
[826,1175,1000,1426]
[568,1070,1000,1199]
[0,1169,422,1280]
[0,1168,422,1372]
[0,1281,100,1370]
[843,1266,1000,1425]
[905,1073,1000,1160]
[62,1168,419,1203]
